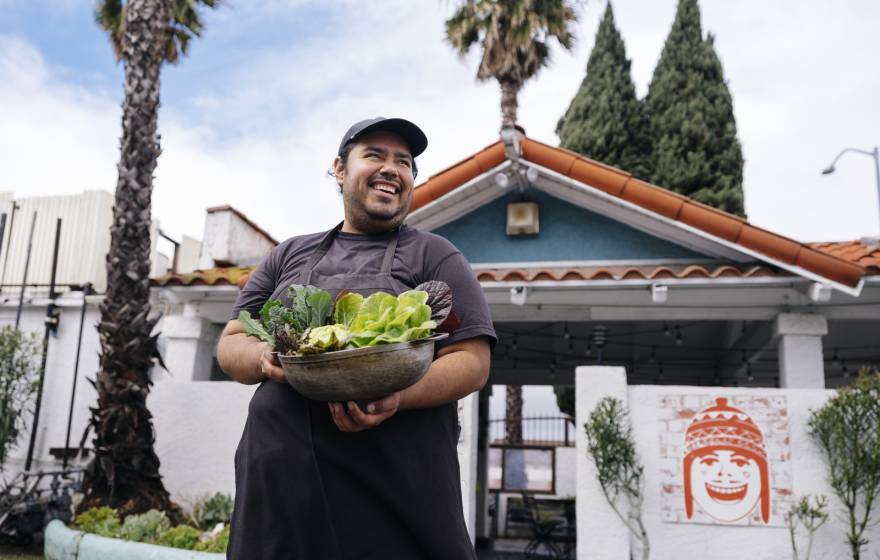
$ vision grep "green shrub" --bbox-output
[809,369,880,560]
[0,326,41,470]
[74,506,121,537]
[199,492,233,529]
[156,525,202,550]
[195,525,230,553]
[117,509,171,543]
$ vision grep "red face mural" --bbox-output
[683,398,770,524]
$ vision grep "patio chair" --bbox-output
[520,492,563,559]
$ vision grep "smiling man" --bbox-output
[216,117,496,560]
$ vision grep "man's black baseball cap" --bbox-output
[338,117,428,158]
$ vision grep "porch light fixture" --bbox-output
[651,284,668,304]
[510,285,528,306]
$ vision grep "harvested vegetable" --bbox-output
[239,282,455,356]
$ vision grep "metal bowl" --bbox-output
[275,333,449,401]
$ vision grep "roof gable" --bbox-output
[407,136,866,295]
[432,188,707,264]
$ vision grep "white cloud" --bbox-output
[2,0,879,247]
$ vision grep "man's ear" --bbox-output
[332,156,344,188]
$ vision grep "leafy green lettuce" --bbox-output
[346,290,437,348]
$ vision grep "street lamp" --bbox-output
[821,146,880,232]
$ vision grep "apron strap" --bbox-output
[303,222,343,285]
[379,227,401,274]
[303,223,400,285]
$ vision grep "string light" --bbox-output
[746,362,754,382]
[663,322,672,337]
[649,346,657,363]
[842,360,849,378]
[563,323,571,341]
[512,334,518,352]
[584,343,592,357]
[674,326,683,346]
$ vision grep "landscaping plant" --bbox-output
[73,506,121,538]
[808,368,880,560]
[116,509,171,543]
[584,396,649,559]
[784,494,829,560]
[0,326,40,471]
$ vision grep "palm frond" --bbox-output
[95,0,127,61]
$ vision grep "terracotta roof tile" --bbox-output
[410,142,504,212]
[151,266,256,288]
[472,263,785,283]
[408,134,865,289]
[811,240,880,273]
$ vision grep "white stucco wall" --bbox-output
[575,366,880,560]
[149,381,256,500]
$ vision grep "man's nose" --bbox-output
[379,158,399,178]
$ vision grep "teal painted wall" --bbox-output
[432,189,706,263]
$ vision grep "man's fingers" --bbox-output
[362,393,399,414]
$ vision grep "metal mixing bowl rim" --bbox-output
[273,332,449,364]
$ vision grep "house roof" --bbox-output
[149,239,878,288]
[410,136,866,291]
[151,137,874,291]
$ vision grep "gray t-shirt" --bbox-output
[229,225,497,349]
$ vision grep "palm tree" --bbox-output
[79,0,218,516]
[445,0,579,127]
[446,0,578,443]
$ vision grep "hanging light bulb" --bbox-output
[674,326,683,346]
[663,322,672,337]
[658,362,665,382]
[563,323,571,341]
[649,346,657,363]
[842,360,849,378]
[746,362,754,382]
[512,334,518,352]
[567,338,574,352]
[513,360,518,370]
[832,348,840,367]
[584,343,592,357]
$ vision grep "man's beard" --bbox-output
[344,192,410,233]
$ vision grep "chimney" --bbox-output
[197,206,278,269]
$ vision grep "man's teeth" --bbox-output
[373,184,397,194]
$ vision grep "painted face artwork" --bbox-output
[683,398,770,524]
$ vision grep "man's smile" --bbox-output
[369,179,401,196]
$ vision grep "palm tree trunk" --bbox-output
[505,385,523,444]
[499,79,519,128]
[79,0,175,517]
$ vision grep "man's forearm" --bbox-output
[398,343,489,411]
[216,332,267,385]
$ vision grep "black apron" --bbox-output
[228,224,476,560]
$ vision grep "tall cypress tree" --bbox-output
[557,2,651,179]
[646,0,745,216]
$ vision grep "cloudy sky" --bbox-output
[3,0,879,250]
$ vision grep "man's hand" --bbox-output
[259,344,286,383]
[328,393,400,432]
